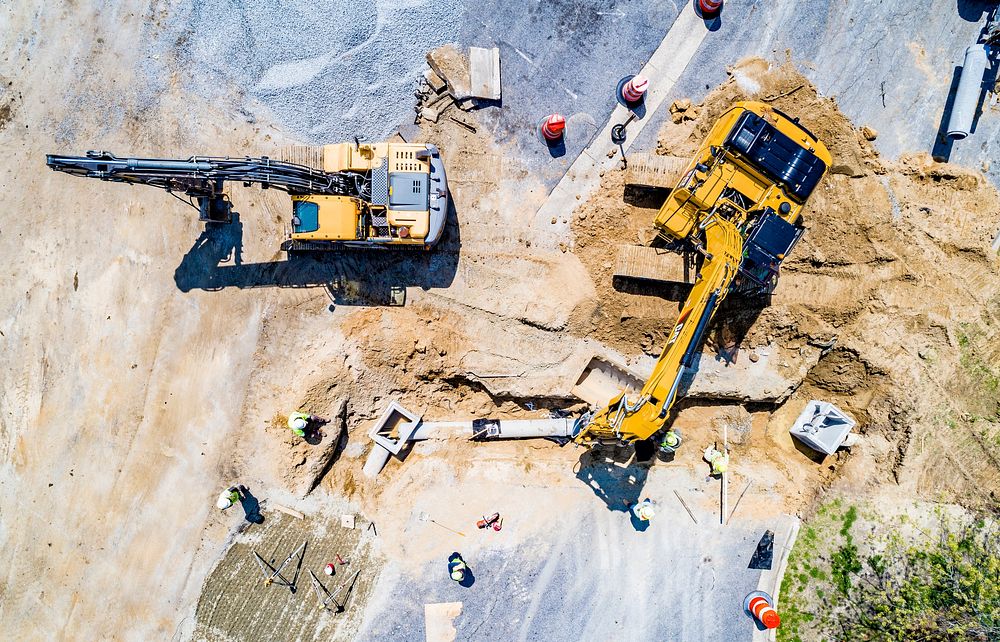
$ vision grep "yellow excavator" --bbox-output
[46,141,449,250]
[574,101,831,446]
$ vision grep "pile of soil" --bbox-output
[570,58,1000,510]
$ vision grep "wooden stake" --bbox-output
[673,490,698,524]
[721,426,729,526]
[726,480,753,525]
[271,503,304,520]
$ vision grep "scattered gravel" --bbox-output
[163,0,460,143]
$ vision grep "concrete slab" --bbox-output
[468,47,501,100]
[425,602,463,642]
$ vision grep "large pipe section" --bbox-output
[947,44,990,140]
[362,404,584,477]
[409,417,582,441]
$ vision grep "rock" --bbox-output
[860,126,878,141]
[423,68,447,94]
[426,44,472,100]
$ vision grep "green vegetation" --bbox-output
[957,325,1000,398]
[779,503,1000,642]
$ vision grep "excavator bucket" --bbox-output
[571,356,646,408]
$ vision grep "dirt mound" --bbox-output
[571,58,1000,510]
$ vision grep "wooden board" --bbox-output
[614,245,692,284]
[468,47,501,100]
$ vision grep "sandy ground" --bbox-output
[2,2,999,641]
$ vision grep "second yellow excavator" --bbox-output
[574,101,831,446]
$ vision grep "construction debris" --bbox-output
[426,44,472,100]
[417,44,500,124]
[449,115,477,133]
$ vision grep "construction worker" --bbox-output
[216,485,243,510]
[703,446,730,476]
[287,411,312,437]
[659,429,683,454]
[631,498,656,521]
[448,552,468,582]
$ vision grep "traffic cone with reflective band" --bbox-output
[699,0,723,15]
[540,114,566,141]
[621,75,648,103]
[744,591,781,629]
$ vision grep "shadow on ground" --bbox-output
[173,204,461,305]
[574,447,649,512]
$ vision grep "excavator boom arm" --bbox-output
[576,219,743,444]
[45,151,367,221]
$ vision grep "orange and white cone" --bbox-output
[699,0,723,15]
[540,114,566,141]
[744,591,781,629]
[324,563,335,576]
[621,75,649,103]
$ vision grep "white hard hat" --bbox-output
[290,417,307,430]
[217,494,233,510]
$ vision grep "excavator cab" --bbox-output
[574,102,831,446]
[284,142,448,251]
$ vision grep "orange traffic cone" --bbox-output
[621,75,648,103]
[744,591,781,629]
[540,114,566,141]
[699,0,723,15]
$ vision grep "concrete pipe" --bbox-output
[362,443,393,478]
[409,417,581,441]
[947,44,990,140]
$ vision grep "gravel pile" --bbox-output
[166,0,460,143]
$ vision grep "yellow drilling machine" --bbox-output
[573,101,831,447]
[46,142,449,251]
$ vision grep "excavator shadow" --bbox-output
[173,203,461,304]
[573,447,650,513]
[702,292,770,365]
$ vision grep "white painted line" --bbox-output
[534,4,712,242]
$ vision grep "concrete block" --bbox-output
[469,46,501,100]
[789,400,856,455]
[426,44,472,100]
[423,68,447,94]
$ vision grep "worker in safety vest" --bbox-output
[216,485,243,510]
[287,411,313,437]
[448,552,468,582]
[631,498,656,521]
[703,446,730,476]
[659,429,682,454]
